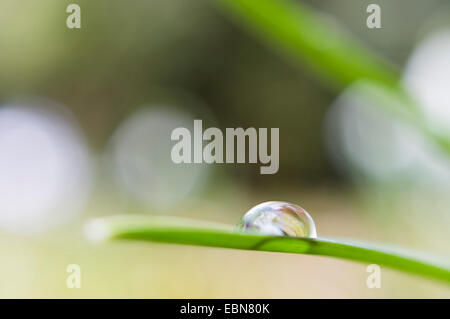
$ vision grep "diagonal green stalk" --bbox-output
[215,0,400,89]
[214,0,450,154]
[85,216,450,284]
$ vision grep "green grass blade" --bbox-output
[215,0,400,89]
[85,216,450,284]
[215,0,450,161]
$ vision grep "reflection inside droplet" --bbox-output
[236,201,317,238]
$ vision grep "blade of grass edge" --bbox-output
[85,216,450,284]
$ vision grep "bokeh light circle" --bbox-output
[109,106,210,210]
[0,98,92,234]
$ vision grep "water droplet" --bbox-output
[236,201,317,238]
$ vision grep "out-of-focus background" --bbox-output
[0,0,450,298]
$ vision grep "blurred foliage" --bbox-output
[0,0,448,183]
[0,0,449,299]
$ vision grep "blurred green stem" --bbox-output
[216,0,400,89]
[215,0,450,154]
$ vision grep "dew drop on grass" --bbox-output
[236,201,317,238]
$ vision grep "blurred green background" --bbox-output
[0,0,449,298]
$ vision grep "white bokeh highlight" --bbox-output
[326,28,450,185]
[109,106,209,210]
[0,100,92,234]
[404,29,450,136]
[325,88,421,182]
